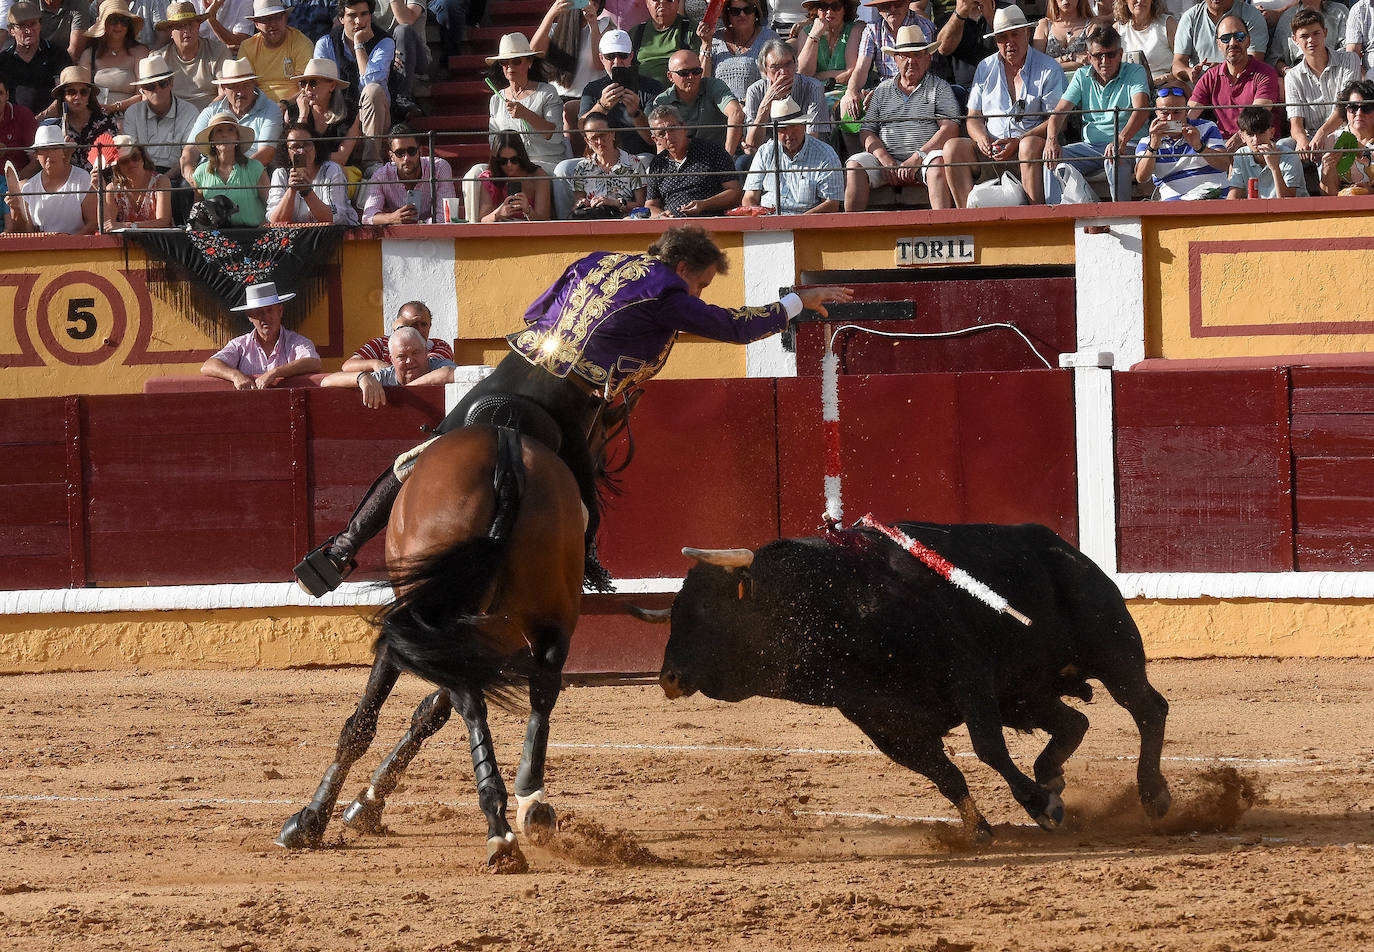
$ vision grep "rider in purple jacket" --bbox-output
[295,225,850,596]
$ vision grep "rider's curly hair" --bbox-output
[648,225,730,276]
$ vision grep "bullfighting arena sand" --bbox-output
[2,658,1373,951]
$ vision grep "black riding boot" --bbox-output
[294,467,403,597]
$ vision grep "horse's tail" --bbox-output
[375,431,527,709]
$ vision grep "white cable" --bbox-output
[826,322,1055,370]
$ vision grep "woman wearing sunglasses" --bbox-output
[796,0,862,111]
[486,33,567,177]
[284,58,363,168]
[478,131,552,221]
[701,0,777,100]
[81,0,151,116]
[100,134,172,230]
[43,67,119,173]
[1319,79,1374,195]
[1035,0,1106,73]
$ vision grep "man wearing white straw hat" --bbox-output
[843,24,961,211]
[124,51,196,172]
[942,5,1064,206]
[234,0,314,103]
[200,281,322,390]
[4,123,96,234]
[181,56,282,179]
[742,95,842,213]
[157,1,228,111]
[839,0,935,125]
[313,0,396,168]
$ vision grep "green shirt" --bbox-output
[192,158,268,227]
[635,17,696,85]
[654,76,737,147]
[1062,62,1150,146]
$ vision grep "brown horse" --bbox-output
[276,424,586,864]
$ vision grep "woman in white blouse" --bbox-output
[486,33,568,175]
[1114,0,1178,88]
[267,124,359,225]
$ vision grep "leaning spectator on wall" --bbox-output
[321,325,455,408]
[341,299,453,372]
[1133,84,1231,199]
[3,123,96,233]
[200,281,322,389]
[1283,9,1361,160]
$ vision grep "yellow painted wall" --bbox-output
[1144,210,1374,360]
[792,219,1076,272]
[1,599,1370,673]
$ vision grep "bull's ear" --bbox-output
[737,569,752,601]
[682,547,755,569]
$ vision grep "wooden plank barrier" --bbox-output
[1290,367,1374,569]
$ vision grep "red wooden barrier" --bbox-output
[1115,370,1293,572]
[1290,367,1374,569]
[0,397,74,589]
[776,371,1078,541]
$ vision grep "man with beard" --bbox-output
[361,123,456,223]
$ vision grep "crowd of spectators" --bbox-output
[6,0,1374,233]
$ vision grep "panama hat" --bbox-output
[291,57,349,88]
[984,6,1038,39]
[130,52,174,86]
[51,65,95,100]
[195,112,253,149]
[110,133,143,160]
[880,24,937,55]
[245,0,289,19]
[231,282,297,312]
[31,124,78,151]
[769,96,808,125]
[85,0,146,39]
[6,0,39,25]
[485,33,542,64]
[155,0,210,31]
[213,58,258,85]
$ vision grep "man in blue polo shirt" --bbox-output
[1133,85,1230,200]
[1043,23,1150,203]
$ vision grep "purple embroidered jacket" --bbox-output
[508,251,789,398]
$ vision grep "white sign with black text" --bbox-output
[894,235,976,266]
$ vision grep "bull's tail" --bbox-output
[375,431,526,709]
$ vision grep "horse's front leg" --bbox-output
[277,648,401,848]
[342,689,453,834]
[452,685,520,866]
[514,633,568,838]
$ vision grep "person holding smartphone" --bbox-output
[1133,85,1230,200]
[361,122,457,223]
[579,29,664,153]
[477,131,552,220]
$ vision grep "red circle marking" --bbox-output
[34,270,130,367]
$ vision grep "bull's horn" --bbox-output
[682,547,754,568]
[624,604,672,624]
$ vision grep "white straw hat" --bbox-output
[485,33,542,64]
[231,282,297,312]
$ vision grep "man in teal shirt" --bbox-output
[654,49,745,154]
[1043,24,1150,202]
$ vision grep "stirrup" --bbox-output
[294,542,357,598]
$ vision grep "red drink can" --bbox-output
[1247,177,1259,199]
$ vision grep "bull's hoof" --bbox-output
[515,790,556,837]
[486,831,527,872]
[971,819,996,845]
[276,808,326,849]
[1142,785,1172,820]
[1033,791,1065,831]
[341,790,386,834]
[1042,773,1066,795]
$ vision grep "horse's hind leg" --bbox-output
[514,633,568,837]
[342,689,453,834]
[452,685,520,865]
[277,649,401,849]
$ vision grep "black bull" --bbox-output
[651,523,1171,839]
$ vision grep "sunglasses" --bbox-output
[671,67,704,77]
[497,154,521,164]
[1087,48,1122,61]
[142,78,172,90]
[1346,101,1374,113]
[1156,85,1187,98]
[391,145,420,157]
[1217,31,1248,43]
[604,51,632,61]
[814,1,844,9]
[726,5,755,14]
[64,85,92,95]
[298,78,330,88]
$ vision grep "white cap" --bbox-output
[599,29,632,56]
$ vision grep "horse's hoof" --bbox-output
[342,790,386,834]
[276,809,324,849]
[486,831,527,871]
[1142,785,1172,820]
[515,790,555,836]
[1033,791,1065,831]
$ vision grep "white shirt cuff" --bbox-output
[781,292,803,318]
